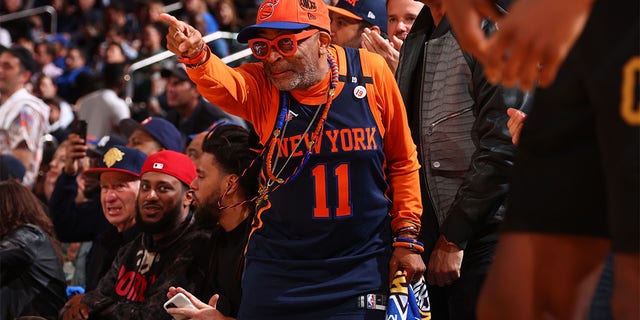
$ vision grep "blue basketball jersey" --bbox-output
[239,48,392,319]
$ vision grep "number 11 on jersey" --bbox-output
[311,163,352,219]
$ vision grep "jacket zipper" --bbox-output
[425,107,473,136]
[417,41,437,217]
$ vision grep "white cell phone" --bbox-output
[164,293,196,320]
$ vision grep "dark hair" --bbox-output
[5,45,37,74]
[37,41,58,57]
[42,96,62,111]
[200,124,261,283]
[0,180,64,262]
[202,124,261,201]
[359,21,388,40]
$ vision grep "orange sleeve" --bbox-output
[185,54,279,145]
[360,50,423,233]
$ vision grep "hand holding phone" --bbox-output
[64,120,89,174]
[164,293,196,320]
[71,120,88,142]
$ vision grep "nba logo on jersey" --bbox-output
[367,294,376,309]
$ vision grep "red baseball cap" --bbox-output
[237,0,331,43]
[140,150,196,186]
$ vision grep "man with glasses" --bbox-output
[160,0,425,318]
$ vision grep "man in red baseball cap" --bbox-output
[68,150,211,319]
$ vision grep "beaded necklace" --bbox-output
[258,53,339,201]
[217,53,339,210]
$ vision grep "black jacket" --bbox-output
[85,225,141,291]
[0,224,68,319]
[82,213,211,319]
[48,172,110,242]
[396,7,530,265]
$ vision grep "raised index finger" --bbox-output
[159,13,183,31]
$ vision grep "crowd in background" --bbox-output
[0,0,263,317]
[1,0,636,318]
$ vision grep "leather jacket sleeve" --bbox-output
[0,225,39,270]
[439,55,531,250]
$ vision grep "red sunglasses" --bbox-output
[248,29,319,59]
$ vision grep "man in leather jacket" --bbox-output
[395,1,530,319]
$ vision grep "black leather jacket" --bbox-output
[396,7,531,256]
[0,224,68,319]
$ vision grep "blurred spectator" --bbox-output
[0,27,11,48]
[32,74,75,139]
[45,34,70,70]
[0,154,26,182]
[42,139,93,288]
[42,97,73,143]
[11,32,36,54]
[103,41,128,64]
[76,63,130,139]
[66,0,104,56]
[131,22,172,116]
[94,38,131,72]
[120,116,184,155]
[387,0,424,45]
[135,0,165,27]
[104,2,140,44]
[138,23,168,59]
[102,3,140,60]
[55,46,94,104]
[52,0,81,36]
[34,41,64,79]
[328,0,387,48]
[162,65,238,144]
[185,131,207,163]
[184,119,232,162]
[0,0,32,44]
[32,134,59,202]
[361,0,424,73]
[0,180,68,319]
[181,0,229,57]
[212,0,250,65]
[232,0,258,28]
[0,46,50,189]
[129,23,171,116]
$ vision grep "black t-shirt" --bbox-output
[199,219,250,317]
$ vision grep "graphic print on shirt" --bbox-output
[114,249,159,302]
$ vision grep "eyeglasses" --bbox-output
[248,29,319,59]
